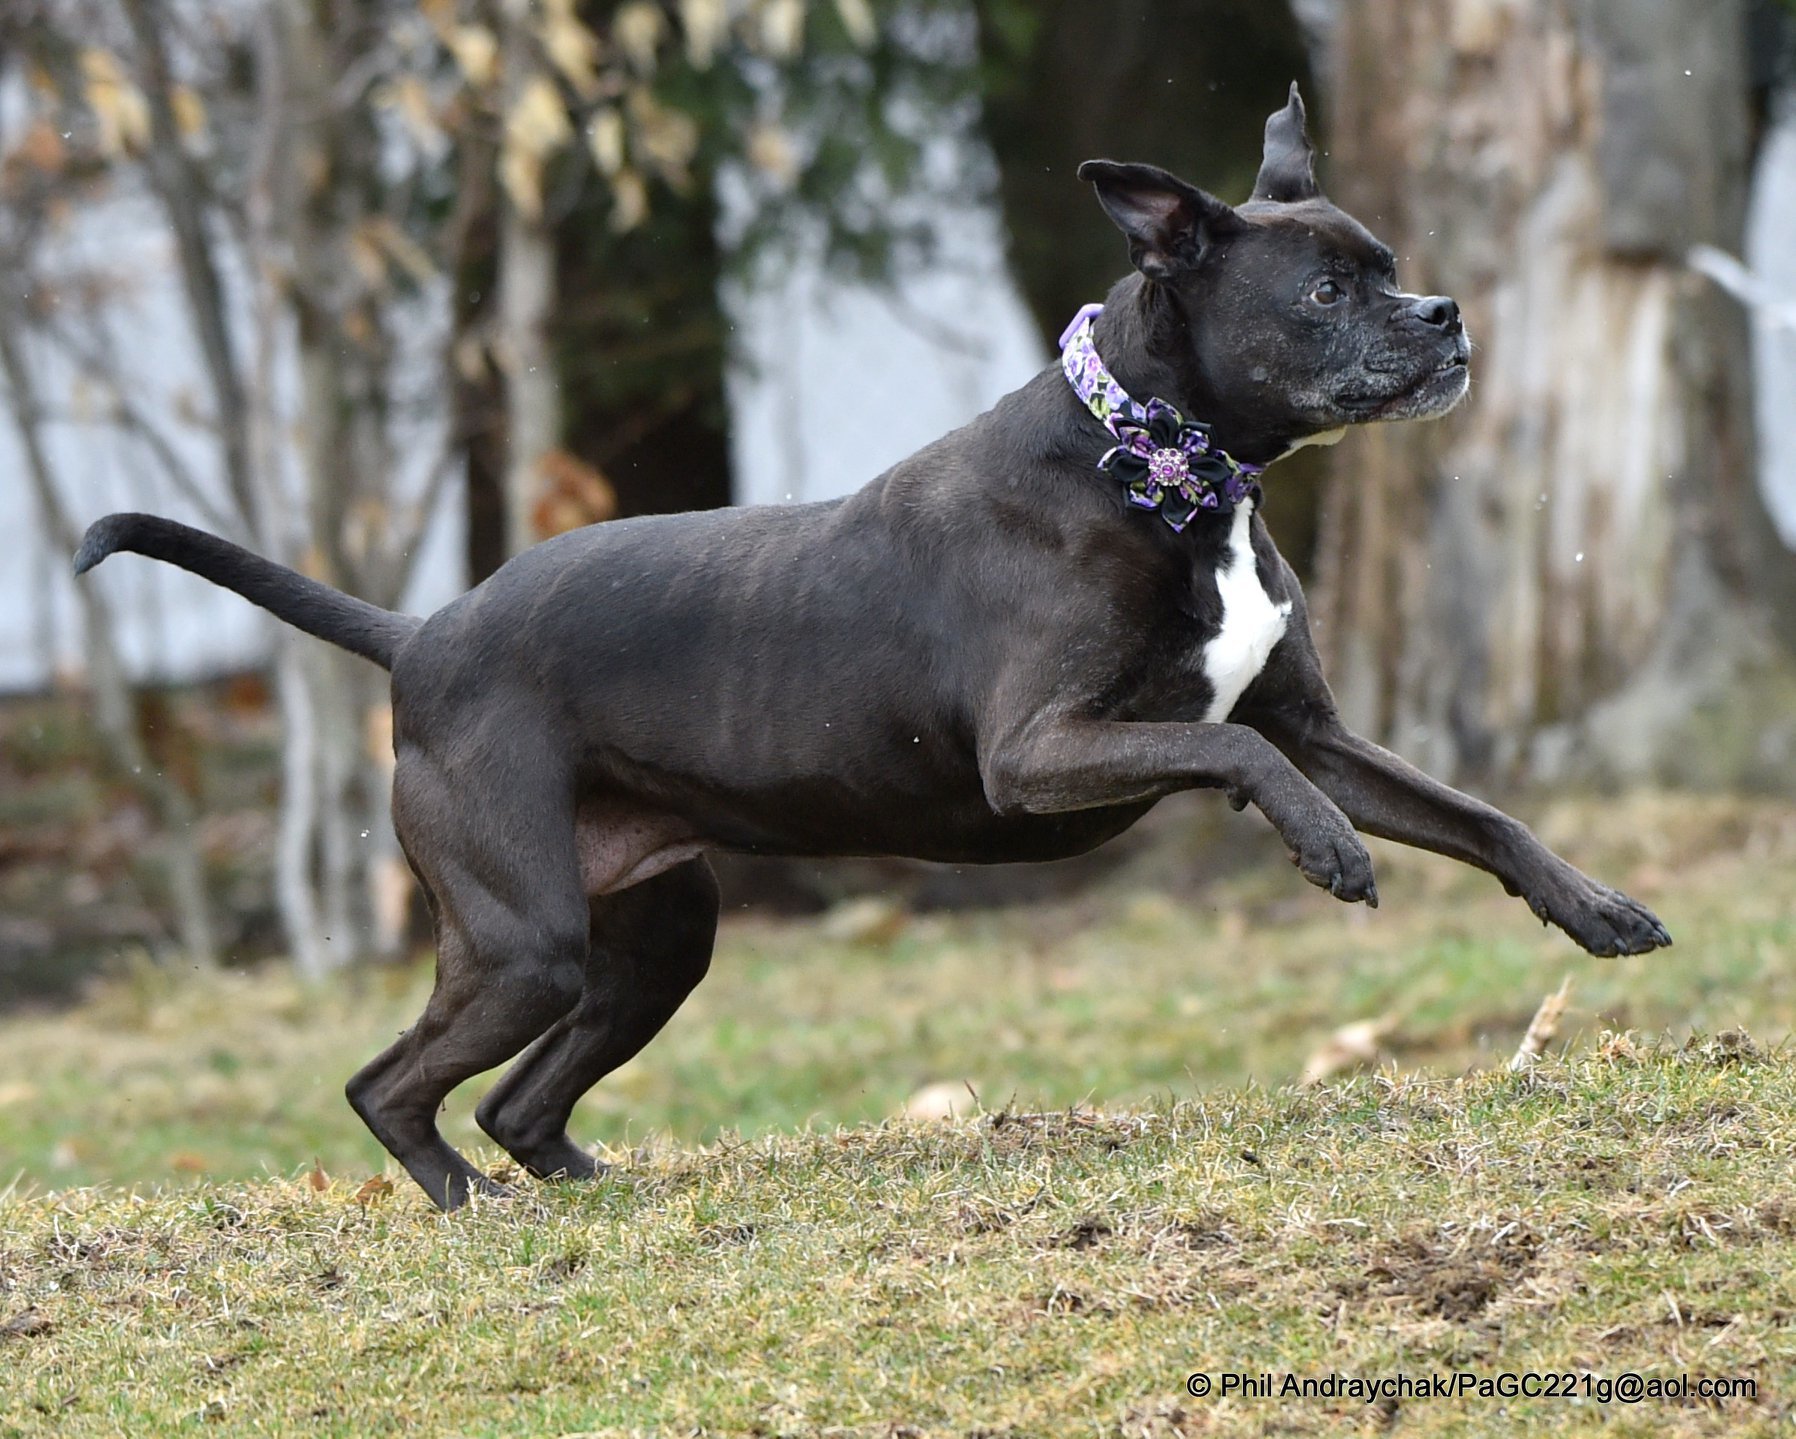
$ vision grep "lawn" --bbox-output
[1,790,1793,1434]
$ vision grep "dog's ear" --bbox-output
[1077,160,1244,280]
[1250,81,1321,203]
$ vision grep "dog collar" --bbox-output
[1059,303,1263,530]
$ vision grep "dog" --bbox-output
[75,85,1669,1209]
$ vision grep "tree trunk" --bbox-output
[498,202,561,557]
[446,113,508,584]
[495,0,564,559]
[243,1,328,980]
[1312,0,1769,785]
[276,0,404,971]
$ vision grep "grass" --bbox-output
[5,1049,1795,1436]
[1,790,1794,1434]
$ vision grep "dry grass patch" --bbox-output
[5,1046,1791,1435]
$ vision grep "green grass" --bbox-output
[4,1049,1794,1436]
[2,790,1794,1434]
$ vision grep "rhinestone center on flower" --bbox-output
[1147,446,1190,489]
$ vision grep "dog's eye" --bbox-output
[1309,279,1347,307]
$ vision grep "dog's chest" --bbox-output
[1196,501,1292,723]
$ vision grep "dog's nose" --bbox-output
[1407,295,1461,332]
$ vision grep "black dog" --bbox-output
[76,85,1668,1209]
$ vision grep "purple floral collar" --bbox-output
[1059,303,1264,530]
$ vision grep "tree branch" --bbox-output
[119,0,261,534]
[0,297,218,969]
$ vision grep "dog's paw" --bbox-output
[1285,817,1378,907]
[520,1140,606,1183]
[1529,879,1670,957]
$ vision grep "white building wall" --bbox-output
[724,196,1046,508]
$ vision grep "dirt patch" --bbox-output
[1358,1223,1542,1321]
[1029,1285,1111,1318]
[951,1189,1046,1236]
[1055,1217,1114,1250]
[536,1250,587,1283]
[1163,1212,1238,1251]
[1754,1195,1796,1235]
[1682,1030,1764,1067]
[694,1220,758,1248]
[1114,1398,1214,1437]
[984,1107,1149,1157]
[1,1307,53,1339]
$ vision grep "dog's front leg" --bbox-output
[1256,709,1670,956]
[981,718,1378,904]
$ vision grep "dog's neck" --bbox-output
[1060,298,1262,528]
[1087,275,1302,469]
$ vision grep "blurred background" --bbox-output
[1,0,1794,1186]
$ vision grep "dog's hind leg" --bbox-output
[474,857,719,1181]
[346,746,589,1210]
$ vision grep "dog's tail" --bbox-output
[74,513,421,671]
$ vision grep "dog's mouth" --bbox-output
[1339,344,1471,423]
[1398,354,1471,416]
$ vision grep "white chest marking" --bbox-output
[1201,501,1292,724]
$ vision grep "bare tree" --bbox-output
[0,185,217,966]
[1310,0,1786,786]
[9,0,983,976]
[7,0,442,974]
[495,0,567,557]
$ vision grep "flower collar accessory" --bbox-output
[1059,302,1264,530]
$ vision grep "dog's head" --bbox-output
[1079,83,1468,454]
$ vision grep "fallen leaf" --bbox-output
[531,448,618,540]
[818,896,906,946]
[308,1160,330,1192]
[354,1175,395,1206]
[1299,1015,1400,1087]
[900,1081,977,1122]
